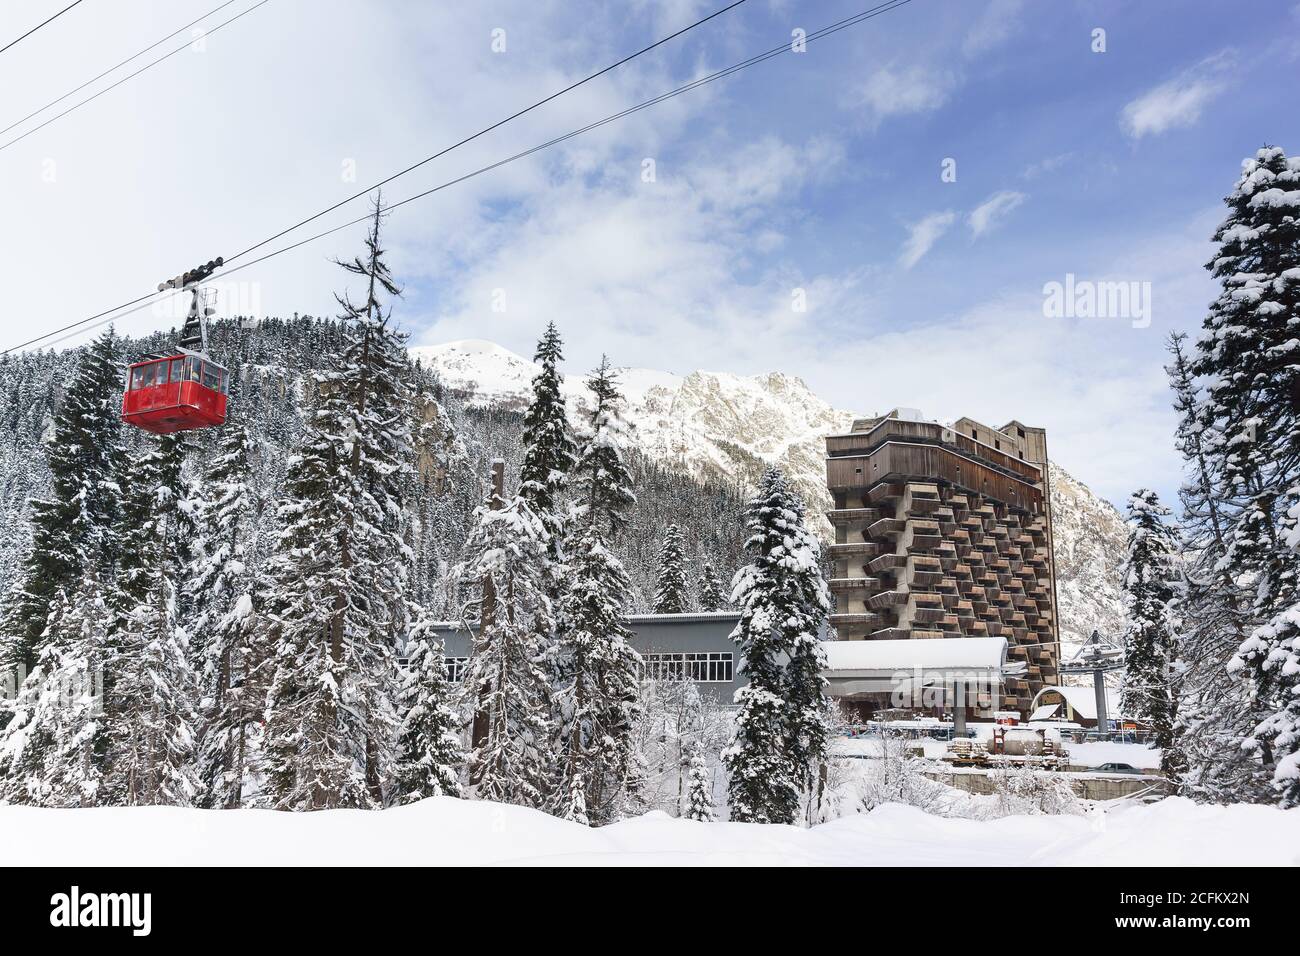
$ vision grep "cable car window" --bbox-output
[131,367,146,390]
[185,356,201,382]
[170,359,184,383]
[202,364,219,391]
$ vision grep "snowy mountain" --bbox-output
[411,339,1129,654]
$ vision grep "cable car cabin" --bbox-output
[121,353,228,434]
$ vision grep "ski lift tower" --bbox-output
[1059,630,1124,739]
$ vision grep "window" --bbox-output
[202,363,220,391]
[130,366,146,390]
[170,359,184,383]
[642,652,733,683]
[395,655,469,682]
[185,356,202,382]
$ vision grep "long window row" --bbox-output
[399,654,732,684]
[642,652,734,683]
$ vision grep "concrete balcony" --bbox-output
[827,507,879,526]
[827,541,879,559]
[827,576,878,592]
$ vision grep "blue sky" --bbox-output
[3,0,1299,506]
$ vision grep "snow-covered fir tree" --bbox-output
[101,431,201,806]
[1120,489,1183,777]
[518,322,576,551]
[1164,334,1271,800]
[698,563,726,611]
[261,199,412,810]
[392,614,465,803]
[189,419,263,807]
[1189,146,1300,805]
[685,746,714,822]
[654,524,690,613]
[0,572,111,806]
[457,474,555,809]
[563,773,589,826]
[775,483,832,807]
[107,585,202,806]
[1,329,122,676]
[724,466,829,824]
[556,358,642,825]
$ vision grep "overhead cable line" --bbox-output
[4,0,916,354]
[0,0,240,140]
[0,0,272,153]
[0,0,87,57]
[222,0,752,264]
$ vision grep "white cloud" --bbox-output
[962,0,1026,57]
[898,211,955,269]
[854,65,954,127]
[968,190,1027,238]
[1120,51,1235,139]
[1022,153,1072,180]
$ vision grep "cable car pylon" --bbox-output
[120,258,231,434]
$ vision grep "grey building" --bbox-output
[410,612,1025,720]
[414,611,745,703]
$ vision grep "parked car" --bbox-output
[1095,762,1144,775]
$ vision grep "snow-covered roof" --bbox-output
[624,612,742,624]
[1030,685,1119,722]
[822,637,1011,675]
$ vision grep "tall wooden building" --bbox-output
[824,409,1061,714]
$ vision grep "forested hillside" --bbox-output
[0,316,748,618]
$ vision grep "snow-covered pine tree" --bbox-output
[392,613,465,803]
[563,773,589,826]
[518,322,577,550]
[107,583,202,806]
[685,746,714,822]
[724,466,828,824]
[0,572,110,806]
[654,524,690,613]
[189,420,263,807]
[261,198,412,810]
[1,329,122,677]
[457,473,555,809]
[556,357,642,825]
[775,483,832,807]
[1164,334,1271,800]
[1191,146,1300,804]
[698,563,726,611]
[1120,489,1183,777]
[102,433,201,806]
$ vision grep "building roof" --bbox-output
[1030,684,1119,722]
[624,612,742,624]
[822,637,1013,676]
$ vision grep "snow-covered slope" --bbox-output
[410,340,1129,651]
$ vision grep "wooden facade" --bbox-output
[825,410,1061,715]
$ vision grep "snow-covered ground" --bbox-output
[2,797,1295,866]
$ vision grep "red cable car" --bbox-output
[121,351,228,434]
[121,257,230,435]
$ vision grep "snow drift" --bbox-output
[3,797,1296,866]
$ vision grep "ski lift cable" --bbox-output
[0,0,242,141]
[220,0,754,265]
[0,0,87,57]
[2,0,916,355]
[0,0,272,154]
[0,0,754,354]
